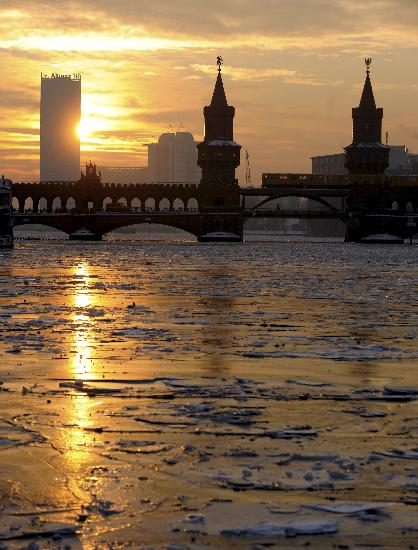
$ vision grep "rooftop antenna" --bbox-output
[385,131,389,146]
[167,123,175,133]
[178,121,184,131]
[245,150,252,187]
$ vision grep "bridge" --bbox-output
[11,172,418,241]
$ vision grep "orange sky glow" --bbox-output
[1,0,418,183]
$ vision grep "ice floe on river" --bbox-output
[1,240,418,546]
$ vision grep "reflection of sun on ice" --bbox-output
[72,327,93,379]
[74,264,91,308]
[71,263,95,379]
[75,264,88,277]
[75,293,90,309]
[64,263,99,470]
[65,394,94,463]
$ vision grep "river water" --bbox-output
[0,235,418,548]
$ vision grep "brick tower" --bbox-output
[344,59,389,174]
[197,57,241,208]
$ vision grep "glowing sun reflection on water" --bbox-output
[71,263,96,380]
[64,263,99,467]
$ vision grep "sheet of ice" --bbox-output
[1,239,418,546]
[307,503,387,514]
[221,519,339,537]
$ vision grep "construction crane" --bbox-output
[245,150,252,187]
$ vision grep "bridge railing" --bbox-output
[262,173,353,187]
[14,209,201,216]
[13,181,200,188]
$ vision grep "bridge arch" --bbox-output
[131,197,141,211]
[103,222,197,241]
[159,198,170,212]
[24,197,34,212]
[12,197,19,212]
[14,223,68,239]
[187,197,198,212]
[251,192,340,213]
[103,197,113,211]
[52,197,62,212]
[173,198,185,211]
[37,197,48,213]
[117,197,128,208]
[145,197,155,212]
[66,197,76,211]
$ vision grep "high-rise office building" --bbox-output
[147,131,201,184]
[40,73,81,181]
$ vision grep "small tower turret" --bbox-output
[344,59,389,174]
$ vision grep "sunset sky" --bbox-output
[1,0,418,183]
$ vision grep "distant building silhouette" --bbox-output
[147,132,201,183]
[344,59,389,174]
[96,166,148,184]
[385,146,418,174]
[312,146,418,175]
[311,153,348,175]
[40,73,81,181]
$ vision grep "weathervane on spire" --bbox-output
[217,56,223,73]
[365,58,372,75]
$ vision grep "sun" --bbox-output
[77,119,93,139]
[77,115,110,140]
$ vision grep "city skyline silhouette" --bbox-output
[1,1,418,184]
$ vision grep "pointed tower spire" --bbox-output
[210,56,228,108]
[201,56,236,141]
[351,57,383,144]
[211,71,228,108]
[359,58,376,109]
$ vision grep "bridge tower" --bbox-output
[195,57,243,241]
[344,59,389,174]
[197,57,241,206]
